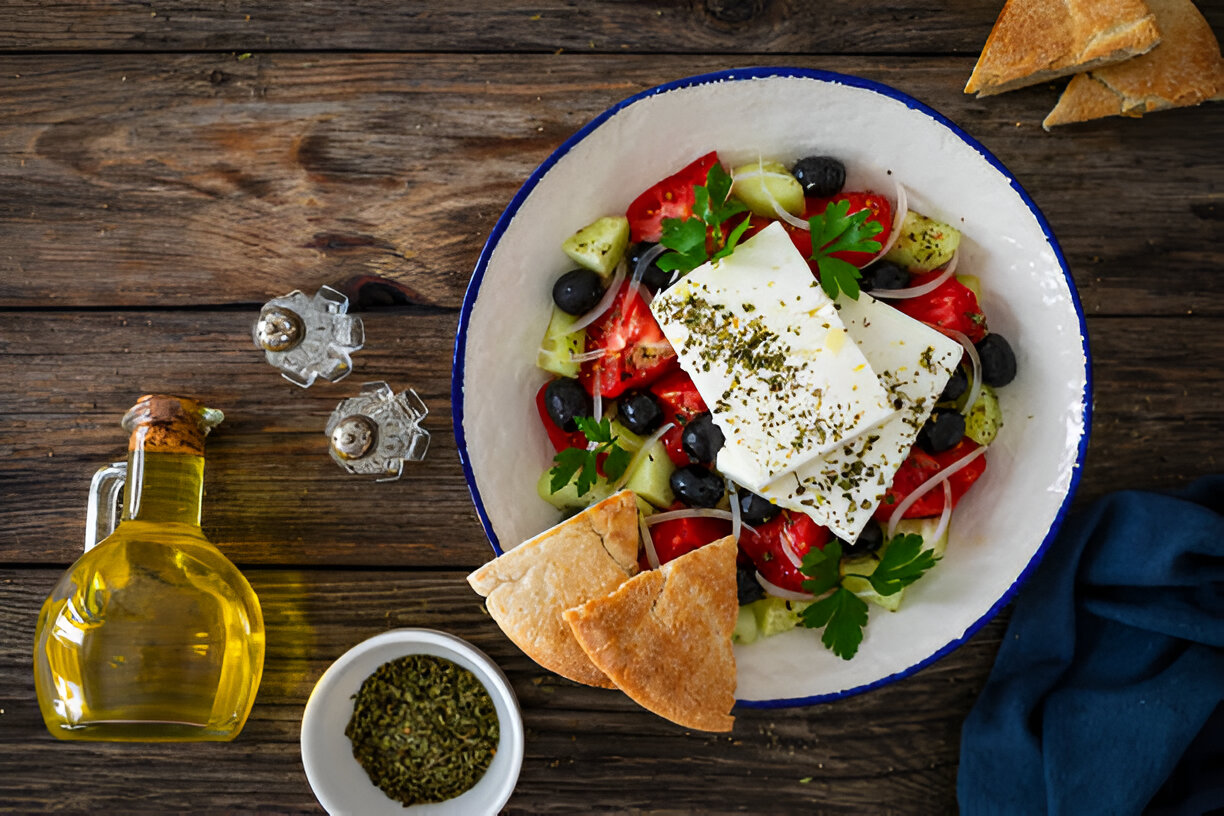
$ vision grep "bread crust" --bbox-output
[467,491,640,688]
[966,0,1161,96]
[564,535,738,732]
[1044,0,1224,127]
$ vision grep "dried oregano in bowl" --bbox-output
[345,654,500,806]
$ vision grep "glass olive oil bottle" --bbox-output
[33,395,264,741]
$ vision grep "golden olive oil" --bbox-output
[33,398,264,742]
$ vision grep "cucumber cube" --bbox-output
[562,216,630,279]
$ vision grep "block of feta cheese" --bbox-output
[757,292,963,541]
[649,222,897,491]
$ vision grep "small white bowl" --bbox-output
[300,629,524,816]
[453,68,1091,705]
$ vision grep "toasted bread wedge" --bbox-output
[965,0,1161,96]
[1044,0,1224,127]
[564,535,738,732]
[467,491,639,688]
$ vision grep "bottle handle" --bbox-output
[85,461,127,552]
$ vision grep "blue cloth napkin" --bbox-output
[958,476,1224,816]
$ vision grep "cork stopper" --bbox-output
[122,395,224,455]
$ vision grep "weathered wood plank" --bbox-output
[0,310,1220,567]
[0,0,1009,55]
[0,568,1009,814]
[1,53,1221,316]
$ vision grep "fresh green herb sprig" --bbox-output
[807,199,884,301]
[656,163,751,275]
[798,533,939,660]
[548,416,633,496]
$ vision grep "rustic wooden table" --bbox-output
[2,2,1221,813]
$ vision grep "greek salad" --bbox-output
[532,151,1017,660]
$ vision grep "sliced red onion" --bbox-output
[569,348,607,364]
[931,481,953,547]
[886,443,988,539]
[755,571,815,602]
[779,537,804,570]
[862,177,908,267]
[611,422,674,491]
[640,513,660,570]
[629,242,667,303]
[871,252,958,300]
[645,508,736,526]
[726,479,743,541]
[567,260,627,334]
[943,327,983,417]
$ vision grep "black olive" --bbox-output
[841,520,884,556]
[737,489,780,526]
[681,413,725,463]
[736,565,765,605]
[617,391,662,435]
[940,366,968,403]
[976,333,1017,387]
[544,378,591,432]
[551,268,605,315]
[791,156,846,198]
[860,260,910,292]
[626,242,673,292]
[669,464,725,508]
[918,410,966,454]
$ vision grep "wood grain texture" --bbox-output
[1,53,1221,315]
[0,0,1003,55]
[1,568,1008,815]
[1,309,1221,567]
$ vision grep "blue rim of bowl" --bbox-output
[451,66,1093,708]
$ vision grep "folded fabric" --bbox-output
[958,476,1224,816]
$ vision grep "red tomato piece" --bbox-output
[738,510,831,594]
[642,515,732,569]
[579,280,677,400]
[649,369,708,466]
[893,272,988,343]
[625,152,720,243]
[787,191,892,269]
[534,381,586,453]
[875,439,987,521]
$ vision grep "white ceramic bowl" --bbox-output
[300,629,524,815]
[453,68,1091,706]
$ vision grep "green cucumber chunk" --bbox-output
[956,273,982,302]
[623,440,676,509]
[562,216,629,279]
[536,305,586,378]
[536,468,612,511]
[964,384,1003,447]
[884,211,961,271]
[732,605,759,645]
[730,161,804,217]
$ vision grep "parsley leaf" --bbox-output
[866,533,940,596]
[807,199,884,301]
[547,416,633,497]
[657,162,749,275]
[799,538,843,597]
[796,532,940,660]
[800,587,869,660]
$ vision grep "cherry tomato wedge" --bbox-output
[738,510,831,594]
[534,381,586,453]
[893,271,988,343]
[580,279,677,400]
[786,191,892,269]
[625,152,720,243]
[649,369,708,466]
[875,439,987,521]
[642,515,732,570]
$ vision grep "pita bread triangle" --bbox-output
[1044,0,1224,128]
[468,491,640,688]
[563,535,738,732]
[965,0,1161,96]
